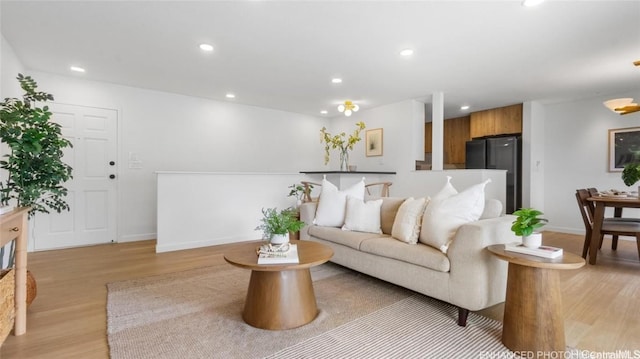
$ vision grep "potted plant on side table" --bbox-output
[255,207,305,245]
[511,208,549,248]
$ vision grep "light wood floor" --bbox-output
[1,232,639,358]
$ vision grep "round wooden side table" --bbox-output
[224,239,333,330]
[487,244,585,354]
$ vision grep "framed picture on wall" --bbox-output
[608,126,640,172]
[366,128,383,157]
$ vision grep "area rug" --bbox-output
[106,263,565,359]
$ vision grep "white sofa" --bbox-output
[299,196,518,326]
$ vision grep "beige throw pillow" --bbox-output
[391,197,429,244]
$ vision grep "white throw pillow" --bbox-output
[420,179,490,253]
[314,177,365,227]
[391,197,429,244]
[342,196,383,234]
[430,175,458,202]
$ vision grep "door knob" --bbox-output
[109,174,116,179]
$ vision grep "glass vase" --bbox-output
[339,149,349,172]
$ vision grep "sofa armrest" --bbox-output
[446,215,518,310]
[299,202,317,240]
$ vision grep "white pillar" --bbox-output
[431,92,444,171]
[522,101,545,210]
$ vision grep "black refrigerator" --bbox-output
[465,136,522,214]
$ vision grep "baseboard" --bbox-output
[155,236,249,253]
[544,226,636,242]
[544,226,584,235]
[119,233,157,243]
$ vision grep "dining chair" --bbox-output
[300,180,393,203]
[587,188,640,250]
[301,181,321,203]
[575,188,640,261]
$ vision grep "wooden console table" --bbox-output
[1,207,29,338]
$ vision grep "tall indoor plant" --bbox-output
[0,74,73,216]
[0,74,73,306]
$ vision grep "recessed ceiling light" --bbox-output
[70,66,85,73]
[225,93,235,99]
[320,110,328,115]
[522,0,544,7]
[331,78,343,84]
[399,49,414,57]
[199,43,214,52]
[460,105,470,110]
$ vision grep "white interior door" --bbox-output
[32,103,118,250]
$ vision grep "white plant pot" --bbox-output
[522,233,542,249]
[270,234,289,245]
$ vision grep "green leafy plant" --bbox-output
[622,162,640,187]
[288,183,311,201]
[320,121,366,165]
[0,74,73,216]
[255,207,305,240]
[510,208,548,237]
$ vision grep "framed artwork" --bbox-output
[608,127,640,172]
[366,128,383,157]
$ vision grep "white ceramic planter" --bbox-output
[270,233,290,245]
[522,232,542,248]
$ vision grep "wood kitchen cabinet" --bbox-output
[424,116,470,166]
[470,104,522,138]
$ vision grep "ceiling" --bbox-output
[2,1,639,119]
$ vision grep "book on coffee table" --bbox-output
[257,244,299,264]
[504,242,563,259]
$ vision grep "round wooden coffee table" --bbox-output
[487,244,585,353]
[224,239,333,330]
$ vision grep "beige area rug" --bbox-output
[107,263,584,359]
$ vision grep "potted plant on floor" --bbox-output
[511,208,548,248]
[0,74,74,307]
[255,207,305,245]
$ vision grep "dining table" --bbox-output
[586,194,640,264]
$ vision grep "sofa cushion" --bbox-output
[314,177,365,227]
[342,196,383,234]
[360,237,450,272]
[379,197,406,235]
[420,179,489,253]
[308,225,385,250]
[392,197,429,244]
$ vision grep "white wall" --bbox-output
[8,36,627,244]
[1,34,24,100]
[522,101,545,209]
[320,100,508,203]
[157,172,304,252]
[18,71,328,243]
[543,92,640,234]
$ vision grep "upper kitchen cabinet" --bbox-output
[424,115,470,166]
[470,104,522,138]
